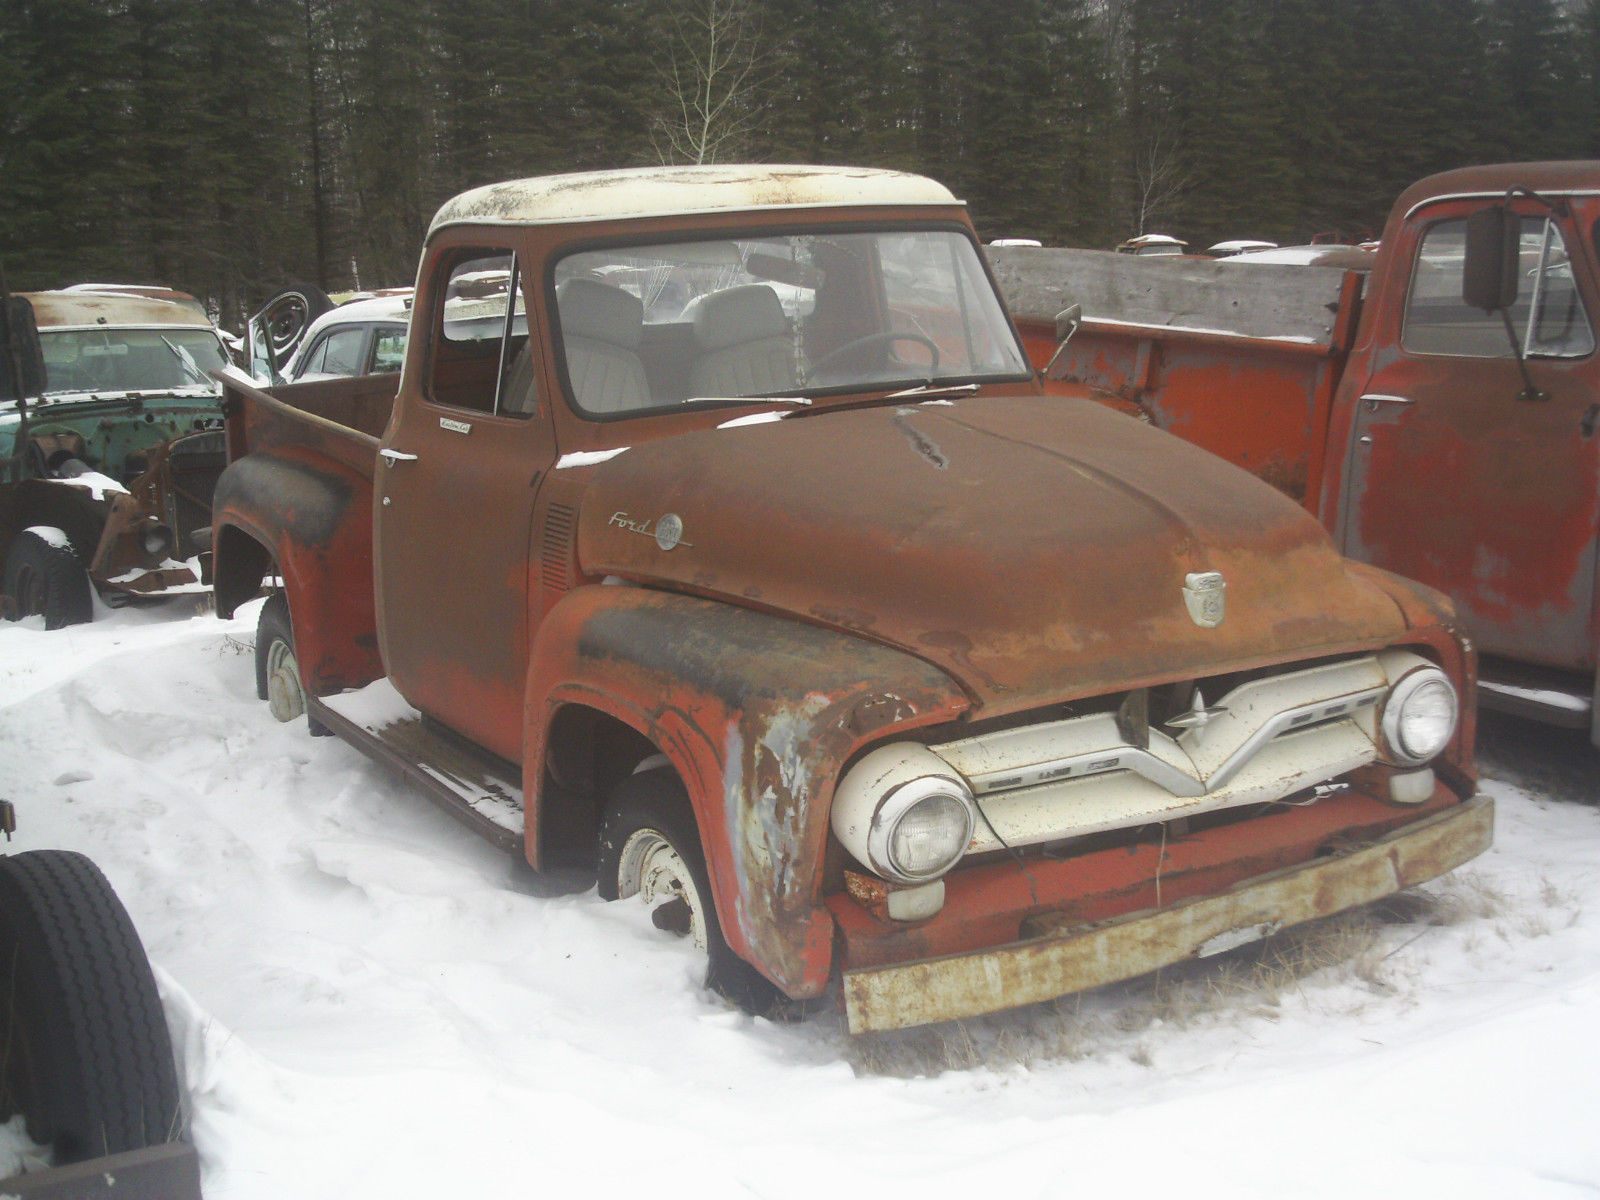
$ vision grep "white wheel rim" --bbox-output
[265,638,306,722]
[616,829,708,952]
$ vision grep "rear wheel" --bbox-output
[597,768,787,1017]
[255,592,306,722]
[0,850,181,1164]
[2,529,93,630]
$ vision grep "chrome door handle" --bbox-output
[1360,393,1416,412]
[378,448,418,465]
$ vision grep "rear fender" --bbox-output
[524,585,967,997]
[211,450,380,694]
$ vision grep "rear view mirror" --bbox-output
[0,294,47,402]
[1463,207,1519,313]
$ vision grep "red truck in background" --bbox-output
[211,164,1488,1034]
[994,161,1600,743]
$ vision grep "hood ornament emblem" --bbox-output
[1164,687,1230,732]
[1183,571,1226,628]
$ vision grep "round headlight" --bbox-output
[884,788,974,880]
[1381,667,1458,765]
[140,522,175,560]
[833,744,976,886]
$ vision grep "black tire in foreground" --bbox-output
[0,850,181,1164]
[596,768,790,1018]
[1,529,93,630]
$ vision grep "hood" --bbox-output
[576,396,1408,714]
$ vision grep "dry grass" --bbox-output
[218,634,254,658]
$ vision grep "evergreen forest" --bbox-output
[2,0,1597,327]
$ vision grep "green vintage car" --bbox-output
[1,286,231,627]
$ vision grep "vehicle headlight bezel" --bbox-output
[870,776,976,884]
[832,743,976,887]
[1379,664,1458,766]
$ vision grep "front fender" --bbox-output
[212,449,380,694]
[524,585,968,997]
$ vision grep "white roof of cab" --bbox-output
[429,165,962,234]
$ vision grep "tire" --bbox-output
[0,850,181,1164]
[255,592,306,722]
[2,528,93,630]
[253,283,333,368]
[596,768,787,1017]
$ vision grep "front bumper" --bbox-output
[841,795,1492,1034]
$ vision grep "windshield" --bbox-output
[551,229,1030,416]
[39,327,229,396]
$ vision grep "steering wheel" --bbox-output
[813,331,940,377]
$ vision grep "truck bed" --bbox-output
[988,247,1365,506]
[221,367,395,480]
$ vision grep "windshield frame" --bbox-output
[545,218,1033,422]
[35,324,232,398]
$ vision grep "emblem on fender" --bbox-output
[608,510,692,551]
[1183,571,1226,628]
[653,513,685,551]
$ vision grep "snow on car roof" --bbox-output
[429,165,962,233]
[24,289,216,330]
[305,293,413,332]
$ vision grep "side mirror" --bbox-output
[1463,206,1519,313]
[1041,304,1083,381]
[0,294,46,402]
[1054,303,1083,344]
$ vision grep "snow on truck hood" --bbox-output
[576,396,1410,713]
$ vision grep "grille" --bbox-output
[929,652,1420,853]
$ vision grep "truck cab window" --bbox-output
[429,250,533,417]
[1403,216,1595,360]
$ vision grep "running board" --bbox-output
[310,680,525,853]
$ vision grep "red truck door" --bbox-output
[374,248,554,763]
[1337,203,1600,673]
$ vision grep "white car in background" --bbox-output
[282,293,413,381]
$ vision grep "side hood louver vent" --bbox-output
[541,502,577,592]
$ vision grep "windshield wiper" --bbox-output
[880,382,980,402]
[161,336,215,388]
[680,394,811,408]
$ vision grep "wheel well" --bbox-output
[538,703,665,869]
[213,523,273,618]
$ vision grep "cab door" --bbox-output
[1337,202,1600,670]
[375,244,555,762]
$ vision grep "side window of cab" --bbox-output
[1403,215,1595,360]
[428,249,536,417]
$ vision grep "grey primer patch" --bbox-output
[891,410,949,470]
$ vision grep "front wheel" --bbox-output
[255,592,306,722]
[596,769,787,1017]
[2,528,93,630]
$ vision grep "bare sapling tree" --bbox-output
[1132,131,1189,234]
[653,0,768,165]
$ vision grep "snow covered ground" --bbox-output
[3,601,1598,1198]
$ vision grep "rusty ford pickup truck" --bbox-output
[996,161,1600,743]
[211,165,1490,1033]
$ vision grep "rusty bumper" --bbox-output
[842,795,1492,1034]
